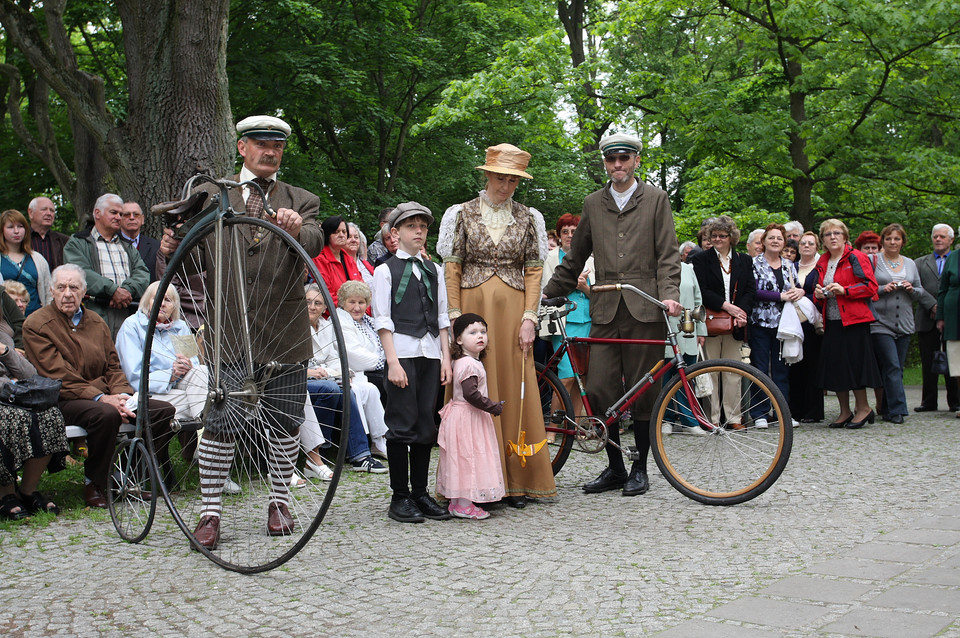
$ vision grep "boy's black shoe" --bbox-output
[413,494,452,520]
[388,497,425,523]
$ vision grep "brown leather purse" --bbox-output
[705,278,738,336]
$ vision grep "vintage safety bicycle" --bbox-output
[538,284,792,505]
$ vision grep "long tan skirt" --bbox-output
[459,277,557,499]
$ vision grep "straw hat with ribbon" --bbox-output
[475,144,533,179]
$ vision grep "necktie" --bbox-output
[394,257,433,304]
[245,177,272,219]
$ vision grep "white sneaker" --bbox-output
[791,419,799,428]
[754,418,769,429]
[303,460,334,481]
[223,478,241,494]
[687,425,708,436]
[661,423,673,435]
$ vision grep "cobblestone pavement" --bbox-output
[3,386,960,637]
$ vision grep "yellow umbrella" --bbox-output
[508,352,546,466]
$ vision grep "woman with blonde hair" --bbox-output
[814,219,881,429]
[116,281,208,424]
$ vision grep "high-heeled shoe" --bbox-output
[828,414,854,429]
[845,410,875,429]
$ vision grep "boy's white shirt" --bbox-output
[371,249,449,360]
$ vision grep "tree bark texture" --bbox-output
[0,0,234,235]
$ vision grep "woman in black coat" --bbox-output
[690,215,756,428]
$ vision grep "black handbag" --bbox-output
[933,345,950,376]
[0,375,61,410]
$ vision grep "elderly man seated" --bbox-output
[23,264,175,508]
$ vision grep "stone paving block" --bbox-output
[820,608,952,638]
[904,567,960,586]
[914,515,960,531]
[844,542,941,563]
[870,584,960,613]
[806,558,912,580]
[941,553,960,568]
[706,597,828,628]
[761,575,874,603]
[655,619,781,637]
[876,528,960,546]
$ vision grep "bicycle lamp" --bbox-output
[681,305,706,336]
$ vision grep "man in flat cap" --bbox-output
[543,132,681,497]
[159,114,322,549]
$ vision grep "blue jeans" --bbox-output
[871,333,910,417]
[307,379,370,462]
[749,325,790,420]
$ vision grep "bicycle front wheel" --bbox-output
[535,362,575,475]
[141,215,350,573]
[650,359,792,505]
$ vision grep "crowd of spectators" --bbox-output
[3,157,958,521]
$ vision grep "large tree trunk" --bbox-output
[116,0,234,236]
[786,59,814,231]
[0,0,234,236]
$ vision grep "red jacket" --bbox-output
[313,245,363,308]
[815,245,878,326]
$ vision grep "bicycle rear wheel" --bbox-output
[141,215,350,573]
[107,437,158,543]
[650,359,792,505]
[535,362,575,475]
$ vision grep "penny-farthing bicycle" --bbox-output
[106,175,350,573]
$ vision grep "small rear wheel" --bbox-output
[107,437,158,543]
[650,359,792,505]
[535,362,575,475]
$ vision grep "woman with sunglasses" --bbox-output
[690,215,755,429]
[814,219,881,429]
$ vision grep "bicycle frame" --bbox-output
[539,284,712,444]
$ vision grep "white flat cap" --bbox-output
[236,115,291,141]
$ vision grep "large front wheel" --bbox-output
[141,215,350,573]
[650,359,792,505]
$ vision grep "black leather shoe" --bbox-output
[846,410,875,429]
[914,405,936,413]
[950,406,960,413]
[886,413,904,424]
[582,467,628,494]
[412,494,452,520]
[388,497,425,523]
[622,467,649,496]
[504,495,527,509]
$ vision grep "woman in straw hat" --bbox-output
[437,144,557,507]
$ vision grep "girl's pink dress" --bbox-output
[436,356,506,503]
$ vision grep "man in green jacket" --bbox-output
[63,193,150,339]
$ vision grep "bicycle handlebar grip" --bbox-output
[590,284,620,293]
[541,296,569,308]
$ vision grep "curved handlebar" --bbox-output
[589,283,668,311]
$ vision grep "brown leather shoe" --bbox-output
[83,483,107,509]
[193,515,220,550]
[267,502,294,536]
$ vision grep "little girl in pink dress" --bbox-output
[437,313,505,519]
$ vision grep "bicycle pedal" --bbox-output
[625,445,639,461]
